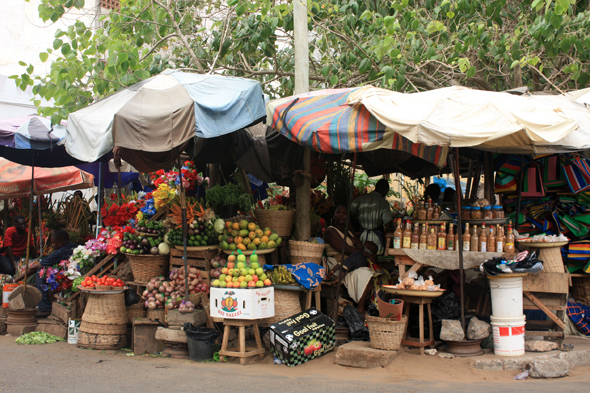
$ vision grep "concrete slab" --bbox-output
[335,341,400,368]
[6,324,36,336]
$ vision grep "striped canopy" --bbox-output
[266,88,447,168]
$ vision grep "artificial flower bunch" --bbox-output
[38,262,72,292]
[101,195,139,227]
[152,183,177,210]
[150,161,208,191]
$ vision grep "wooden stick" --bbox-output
[23,157,35,295]
[523,291,565,330]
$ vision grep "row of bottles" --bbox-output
[392,218,516,253]
[413,197,441,221]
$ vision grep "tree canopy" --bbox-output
[12,0,590,123]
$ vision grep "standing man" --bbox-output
[0,216,28,276]
[350,179,393,255]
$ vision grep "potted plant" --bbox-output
[206,183,253,218]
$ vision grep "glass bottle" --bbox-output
[496,224,505,253]
[402,220,412,249]
[479,223,487,253]
[488,225,496,253]
[471,206,482,220]
[505,223,515,253]
[462,223,471,251]
[447,223,455,251]
[427,227,437,250]
[471,225,479,252]
[411,224,420,249]
[393,218,402,249]
[483,206,493,219]
[417,201,427,221]
[433,203,441,220]
[426,197,434,220]
[437,224,447,250]
[419,224,427,249]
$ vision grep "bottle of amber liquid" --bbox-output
[488,225,496,252]
[419,224,428,249]
[496,224,505,252]
[437,224,447,250]
[447,223,455,251]
[433,203,441,220]
[411,224,420,249]
[479,223,487,252]
[402,220,412,249]
[427,227,437,250]
[505,223,516,253]
[417,201,427,221]
[426,197,434,220]
[471,225,479,252]
[393,218,402,249]
[463,223,471,251]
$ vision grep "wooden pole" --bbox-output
[177,154,189,300]
[117,166,123,200]
[293,0,311,241]
[515,155,525,232]
[23,156,34,293]
[38,195,43,256]
[452,149,466,332]
[96,161,103,238]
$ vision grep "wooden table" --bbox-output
[400,295,434,355]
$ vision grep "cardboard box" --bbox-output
[269,309,336,367]
[210,287,274,320]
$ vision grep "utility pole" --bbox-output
[293,0,311,241]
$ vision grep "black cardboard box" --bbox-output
[269,308,335,367]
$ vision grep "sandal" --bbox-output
[561,344,574,351]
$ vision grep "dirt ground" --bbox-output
[1,335,589,393]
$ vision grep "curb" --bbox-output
[471,349,590,371]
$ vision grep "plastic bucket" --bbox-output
[489,276,523,317]
[68,319,81,345]
[2,283,20,308]
[376,290,404,320]
[186,336,215,361]
[490,315,526,356]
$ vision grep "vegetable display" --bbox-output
[136,219,166,236]
[218,220,282,251]
[16,332,65,345]
[80,275,124,289]
[167,223,218,247]
[120,232,166,255]
[142,271,208,311]
[210,251,271,289]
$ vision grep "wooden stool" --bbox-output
[303,285,321,311]
[401,295,434,355]
[219,319,265,365]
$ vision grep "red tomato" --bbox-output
[89,283,95,288]
[91,275,97,280]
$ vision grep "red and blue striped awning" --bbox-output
[266,88,447,167]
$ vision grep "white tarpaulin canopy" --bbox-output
[346,86,581,154]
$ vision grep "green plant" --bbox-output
[206,183,253,213]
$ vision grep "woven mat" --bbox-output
[403,249,509,270]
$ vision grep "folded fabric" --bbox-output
[263,263,325,290]
[566,301,590,336]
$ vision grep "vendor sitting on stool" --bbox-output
[14,230,76,318]
[0,215,28,276]
[324,205,377,314]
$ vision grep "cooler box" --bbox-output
[210,287,274,320]
[269,309,335,367]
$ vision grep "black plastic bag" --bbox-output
[409,292,461,341]
[183,323,220,344]
[124,288,141,306]
[342,304,370,341]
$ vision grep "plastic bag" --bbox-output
[183,323,220,343]
[124,288,141,306]
[342,304,370,341]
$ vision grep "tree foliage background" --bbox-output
[12,0,590,123]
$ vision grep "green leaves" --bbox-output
[359,58,372,74]
[39,52,49,62]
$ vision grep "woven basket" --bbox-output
[95,285,112,291]
[259,287,302,327]
[254,209,295,238]
[77,331,127,350]
[289,240,325,264]
[147,308,166,323]
[81,293,127,325]
[80,321,127,335]
[367,315,408,351]
[126,303,147,324]
[571,277,590,305]
[128,254,169,284]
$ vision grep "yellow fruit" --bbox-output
[240,220,249,230]
[247,243,256,250]
[243,237,251,246]
[237,243,247,251]
[248,231,256,240]
[228,255,236,262]
[225,221,232,229]
[255,229,263,238]
[267,240,276,248]
[235,236,243,244]
[253,238,261,246]
[264,230,272,237]
[247,222,256,232]
[261,235,269,243]
[232,222,240,231]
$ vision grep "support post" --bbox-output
[452,150,466,332]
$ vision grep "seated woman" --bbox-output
[324,205,377,314]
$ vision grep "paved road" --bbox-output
[1,336,589,393]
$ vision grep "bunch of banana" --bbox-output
[271,266,296,284]
[268,205,288,211]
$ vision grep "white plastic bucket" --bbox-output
[489,276,523,317]
[68,319,81,345]
[490,314,526,356]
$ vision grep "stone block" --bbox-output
[7,324,37,337]
[466,317,490,340]
[525,340,559,352]
[155,326,187,343]
[472,359,504,371]
[166,309,206,327]
[502,358,531,371]
[530,358,569,378]
[35,322,67,340]
[440,319,465,342]
[0,317,6,335]
[335,341,400,369]
[559,349,590,368]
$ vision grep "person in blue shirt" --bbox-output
[14,230,76,317]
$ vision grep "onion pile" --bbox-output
[142,276,167,310]
[178,299,195,313]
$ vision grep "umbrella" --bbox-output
[266,88,448,169]
[0,157,94,198]
[0,115,84,167]
[66,70,267,173]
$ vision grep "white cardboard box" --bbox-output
[210,287,275,320]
